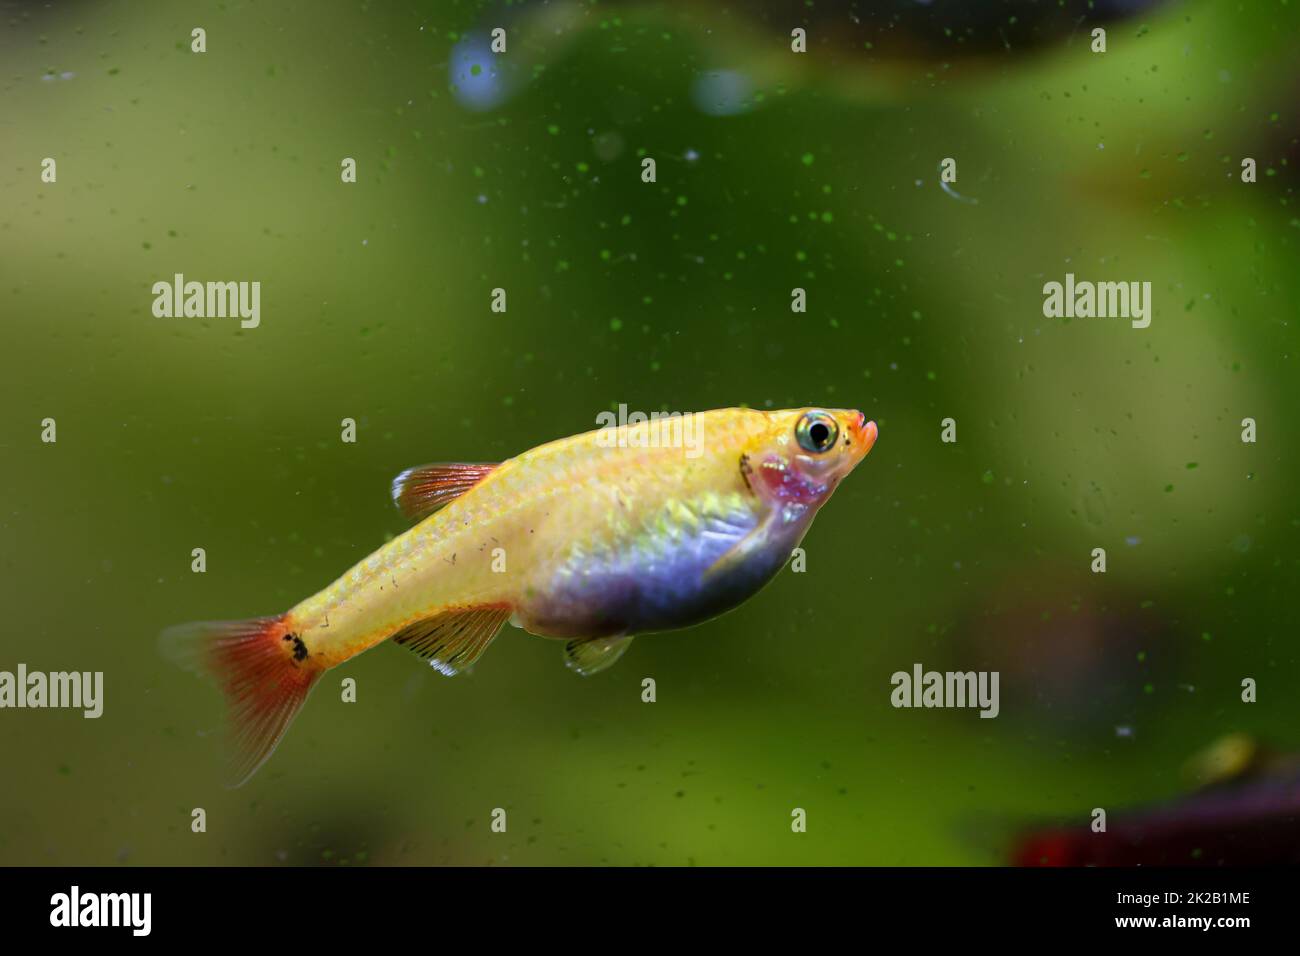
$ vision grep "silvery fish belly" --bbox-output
[515,487,781,639]
[163,406,878,785]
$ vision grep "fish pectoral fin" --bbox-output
[700,515,774,584]
[564,634,634,676]
[391,462,500,522]
[390,606,510,676]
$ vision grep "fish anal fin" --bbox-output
[390,606,510,676]
[391,462,499,522]
[564,634,634,676]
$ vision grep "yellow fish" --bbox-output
[164,407,878,784]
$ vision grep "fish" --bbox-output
[162,406,878,785]
[1010,735,1300,866]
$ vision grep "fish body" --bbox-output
[1013,736,1300,866]
[1012,767,1300,866]
[164,406,877,783]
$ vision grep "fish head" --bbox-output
[742,407,877,513]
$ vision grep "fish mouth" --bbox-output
[852,412,878,458]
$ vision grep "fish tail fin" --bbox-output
[160,613,321,787]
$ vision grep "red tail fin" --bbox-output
[161,614,320,787]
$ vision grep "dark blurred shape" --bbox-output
[455,0,1179,117]
[250,806,398,867]
[659,0,1175,60]
[952,567,1179,731]
[1012,736,1300,866]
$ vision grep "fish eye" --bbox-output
[795,411,839,454]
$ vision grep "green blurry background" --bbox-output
[1,0,1297,865]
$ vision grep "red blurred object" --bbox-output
[1013,743,1300,866]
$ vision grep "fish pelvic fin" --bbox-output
[564,634,634,676]
[160,613,321,788]
[391,462,499,522]
[390,605,511,676]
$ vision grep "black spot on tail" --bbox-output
[283,632,309,662]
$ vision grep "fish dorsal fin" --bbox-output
[564,634,634,676]
[390,606,510,676]
[391,462,498,522]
